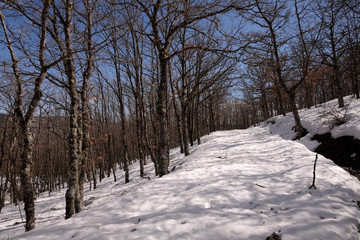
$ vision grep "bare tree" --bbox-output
[315,0,346,107]
[246,0,319,138]
[131,0,239,176]
[75,0,96,213]
[0,0,51,231]
[46,0,83,219]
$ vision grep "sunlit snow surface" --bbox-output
[1,96,360,240]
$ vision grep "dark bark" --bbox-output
[274,80,286,116]
[181,105,190,155]
[195,93,201,145]
[0,114,12,212]
[156,53,170,176]
[352,65,359,99]
[0,174,9,212]
[289,92,305,138]
[309,154,318,189]
[209,93,216,133]
[260,87,269,120]
[348,41,360,98]
[91,162,97,189]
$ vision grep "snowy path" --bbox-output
[2,125,360,240]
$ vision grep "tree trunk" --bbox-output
[329,12,344,108]
[171,85,184,154]
[91,163,97,189]
[0,114,12,212]
[59,0,81,220]
[351,55,359,98]
[76,0,94,212]
[135,94,147,177]
[261,88,269,120]
[333,65,344,108]
[181,104,190,156]
[65,90,79,219]
[0,174,8,212]
[115,56,130,183]
[289,92,305,139]
[147,88,159,176]
[120,104,130,183]
[188,103,195,146]
[64,50,79,216]
[195,94,201,145]
[209,93,216,133]
[20,125,36,231]
[156,53,169,177]
[75,106,84,213]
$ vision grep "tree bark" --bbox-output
[170,78,184,154]
[20,125,36,231]
[63,0,80,220]
[118,80,130,183]
[179,40,190,155]
[156,53,170,176]
[289,92,305,138]
[76,0,95,212]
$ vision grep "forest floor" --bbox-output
[1,96,360,240]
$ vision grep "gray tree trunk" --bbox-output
[76,0,94,213]
[63,0,80,220]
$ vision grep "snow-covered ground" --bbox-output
[268,96,360,147]
[1,96,360,240]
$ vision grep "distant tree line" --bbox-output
[0,0,358,232]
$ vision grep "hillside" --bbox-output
[1,96,360,240]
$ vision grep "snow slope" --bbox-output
[1,96,360,240]
[267,96,360,147]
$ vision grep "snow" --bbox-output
[267,95,360,141]
[1,96,360,240]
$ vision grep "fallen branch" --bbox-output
[309,154,318,189]
[255,183,266,188]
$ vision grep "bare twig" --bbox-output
[309,154,318,189]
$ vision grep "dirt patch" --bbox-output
[312,133,360,180]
